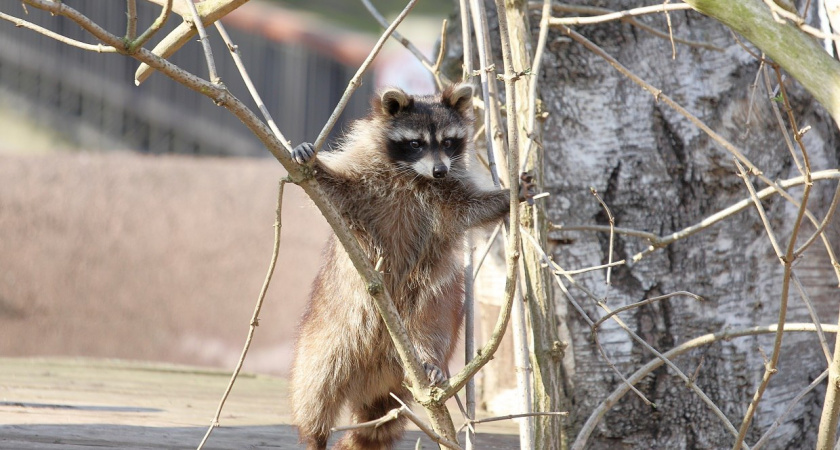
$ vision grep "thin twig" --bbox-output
[130,0,172,53]
[734,160,784,259]
[126,0,138,40]
[459,0,473,81]
[461,2,475,444]
[527,228,746,446]
[469,0,505,188]
[458,411,568,432]
[389,394,463,450]
[443,0,523,401]
[313,0,419,153]
[663,0,676,59]
[0,11,118,52]
[760,63,803,177]
[215,22,288,146]
[196,179,286,450]
[590,187,615,286]
[559,18,839,277]
[790,273,833,364]
[431,19,449,90]
[523,229,743,442]
[558,25,764,176]
[795,180,840,259]
[593,292,703,330]
[594,334,654,405]
[548,2,693,25]
[182,0,220,85]
[761,0,840,41]
[753,369,829,449]
[573,323,840,450]
[472,222,503,280]
[552,224,660,242]
[521,0,552,174]
[732,70,814,446]
[555,260,626,277]
[360,0,451,87]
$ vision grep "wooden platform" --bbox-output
[0,358,518,449]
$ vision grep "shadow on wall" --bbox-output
[0,151,331,375]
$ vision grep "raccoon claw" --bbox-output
[423,362,447,386]
[519,172,537,205]
[292,142,316,165]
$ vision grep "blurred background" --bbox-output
[0,0,451,375]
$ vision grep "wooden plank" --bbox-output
[0,358,518,449]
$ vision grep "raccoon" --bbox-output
[290,83,527,449]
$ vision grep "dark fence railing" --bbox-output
[0,1,373,156]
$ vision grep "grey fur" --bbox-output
[290,83,513,450]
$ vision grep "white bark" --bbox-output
[453,1,840,448]
[539,5,840,448]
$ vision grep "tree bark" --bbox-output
[539,4,840,448]
[453,1,840,448]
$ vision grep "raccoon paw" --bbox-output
[423,362,447,386]
[519,172,537,205]
[292,142,316,165]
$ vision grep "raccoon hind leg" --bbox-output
[334,392,411,450]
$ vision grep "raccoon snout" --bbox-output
[433,165,448,178]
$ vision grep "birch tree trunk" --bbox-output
[454,1,840,448]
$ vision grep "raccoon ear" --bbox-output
[442,83,474,114]
[379,88,413,117]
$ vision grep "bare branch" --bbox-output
[390,394,463,450]
[538,2,722,51]
[360,0,451,87]
[458,411,568,433]
[441,0,523,401]
[0,11,118,53]
[521,0,552,173]
[590,187,615,286]
[196,180,286,450]
[753,369,829,449]
[684,0,840,127]
[762,0,840,40]
[732,71,814,446]
[126,0,138,40]
[573,323,840,450]
[214,22,288,145]
[312,0,419,153]
[735,160,784,259]
[817,302,840,448]
[182,0,220,84]
[459,0,473,80]
[592,292,703,330]
[548,2,693,26]
[130,0,172,53]
[795,180,840,258]
[472,222,503,280]
[134,0,250,85]
[790,273,833,364]
[469,0,505,188]
[525,227,747,447]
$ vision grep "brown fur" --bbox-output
[290,85,511,449]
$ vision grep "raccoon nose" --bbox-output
[433,165,448,178]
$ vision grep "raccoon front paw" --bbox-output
[519,172,537,205]
[423,362,447,386]
[292,142,316,165]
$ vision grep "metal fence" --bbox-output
[0,1,373,156]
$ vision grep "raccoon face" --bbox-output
[377,84,474,180]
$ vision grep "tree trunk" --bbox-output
[540,4,840,449]
[454,1,840,448]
